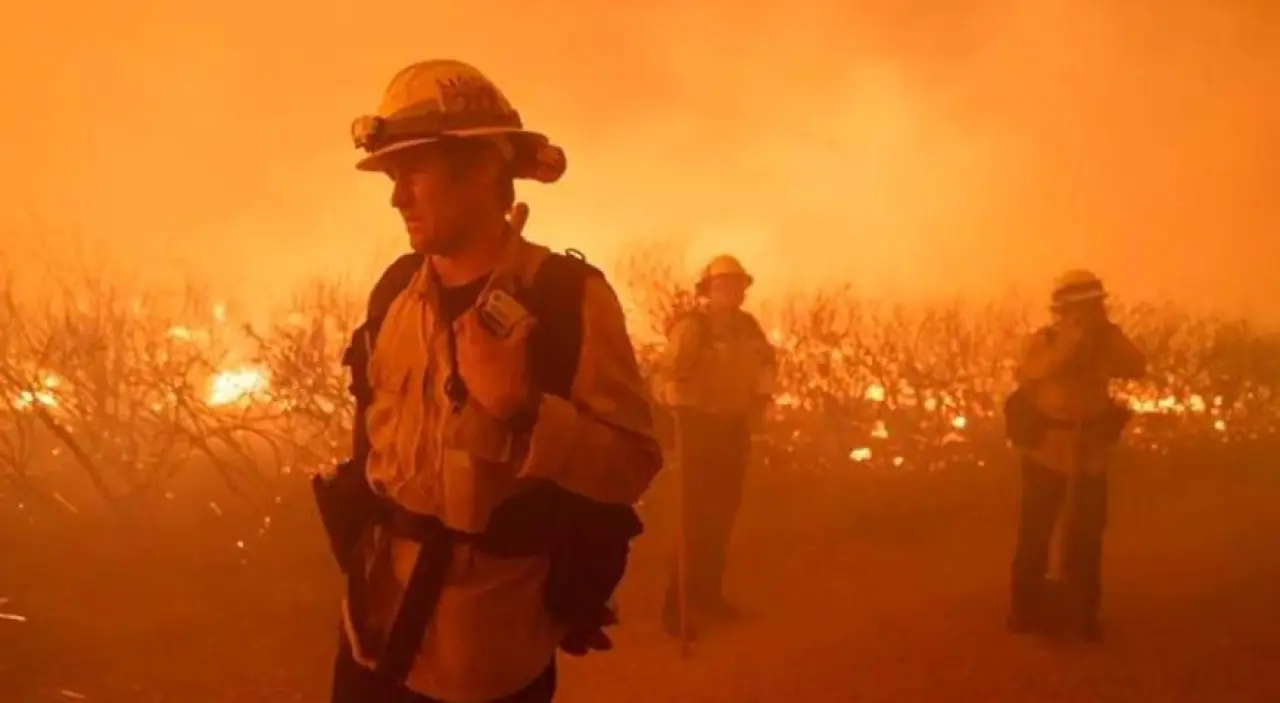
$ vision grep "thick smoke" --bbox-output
[1,0,1275,317]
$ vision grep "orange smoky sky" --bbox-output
[1,0,1276,320]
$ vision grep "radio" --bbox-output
[477,289,531,339]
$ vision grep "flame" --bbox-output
[207,367,269,407]
[775,392,802,408]
[1125,392,1233,416]
[11,373,61,411]
[849,447,873,462]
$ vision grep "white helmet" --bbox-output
[1051,269,1107,308]
[350,59,566,183]
[696,254,753,294]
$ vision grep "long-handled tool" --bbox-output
[1046,425,1084,635]
[672,407,692,657]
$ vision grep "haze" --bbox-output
[2,0,1276,319]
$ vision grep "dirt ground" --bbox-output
[3,451,1279,703]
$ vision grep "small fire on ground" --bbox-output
[207,368,270,406]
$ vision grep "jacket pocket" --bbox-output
[365,355,414,464]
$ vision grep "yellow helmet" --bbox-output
[1051,269,1107,308]
[350,59,566,183]
[696,254,753,293]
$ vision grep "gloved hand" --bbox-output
[1064,321,1116,373]
[559,628,614,656]
[559,608,618,656]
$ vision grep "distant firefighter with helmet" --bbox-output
[314,59,661,703]
[656,254,777,640]
[1003,269,1146,641]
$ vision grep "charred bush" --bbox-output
[0,253,1275,528]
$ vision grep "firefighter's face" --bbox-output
[707,275,749,310]
[384,141,504,255]
[1055,298,1108,326]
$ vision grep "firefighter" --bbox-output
[319,59,662,703]
[658,254,777,639]
[1006,270,1146,641]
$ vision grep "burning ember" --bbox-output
[10,373,61,411]
[207,367,270,406]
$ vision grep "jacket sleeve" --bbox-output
[1015,326,1086,384]
[517,275,663,505]
[1104,327,1147,380]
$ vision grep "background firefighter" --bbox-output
[655,254,777,639]
[1005,269,1147,641]
[315,59,661,703]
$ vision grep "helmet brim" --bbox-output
[354,127,552,173]
[695,272,754,294]
[1051,290,1107,309]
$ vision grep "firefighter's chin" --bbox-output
[406,221,467,256]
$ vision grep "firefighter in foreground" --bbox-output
[314,59,661,703]
[1005,270,1146,641]
[658,255,777,639]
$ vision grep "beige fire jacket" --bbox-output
[343,234,662,702]
[1016,322,1146,475]
[657,308,777,416]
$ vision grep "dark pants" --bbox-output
[1010,458,1109,624]
[666,409,752,610]
[331,633,557,703]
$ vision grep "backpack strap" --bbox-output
[343,252,424,373]
[365,253,427,335]
[345,250,597,454]
[521,251,602,399]
[343,253,424,459]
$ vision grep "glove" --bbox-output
[559,608,618,656]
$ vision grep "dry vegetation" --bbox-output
[0,250,1277,523]
[616,246,1280,473]
[1,251,1278,702]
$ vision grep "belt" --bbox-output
[346,502,470,684]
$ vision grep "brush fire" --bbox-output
[1,260,1275,517]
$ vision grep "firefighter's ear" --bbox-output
[507,202,530,236]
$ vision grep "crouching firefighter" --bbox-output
[313,59,662,703]
[1003,270,1146,641]
[655,255,777,641]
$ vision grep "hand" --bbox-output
[1065,322,1114,372]
[454,308,537,420]
[559,627,614,656]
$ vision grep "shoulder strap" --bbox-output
[367,253,426,328]
[343,253,424,461]
[342,253,424,371]
[522,251,601,399]
[346,249,596,404]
